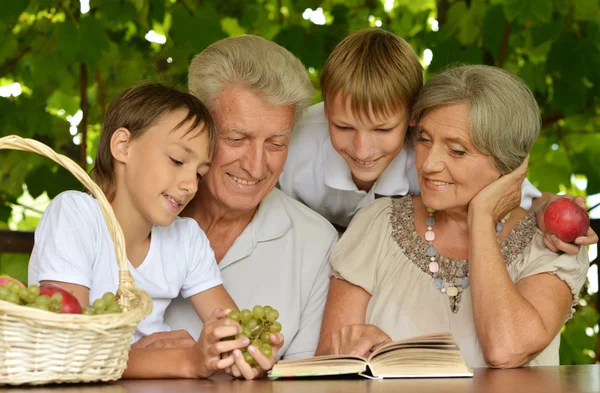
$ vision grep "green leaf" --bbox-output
[528,138,572,193]
[56,21,80,63]
[46,89,80,115]
[0,35,19,66]
[98,0,138,26]
[0,253,30,287]
[149,0,166,23]
[531,22,564,47]
[482,5,506,61]
[0,1,29,24]
[79,16,111,67]
[221,17,246,37]
[574,0,600,21]
[274,25,326,68]
[292,0,322,10]
[504,0,553,24]
[519,62,547,94]
[427,39,483,74]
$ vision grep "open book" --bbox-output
[270,332,473,379]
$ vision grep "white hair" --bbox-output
[188,35,314,124]
[410,64,541,174]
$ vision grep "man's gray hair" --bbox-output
[188,35,314,124]
[410,64,541,174]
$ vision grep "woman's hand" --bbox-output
[225,332,285,380]
[187,308,250,378]
[469,157,529,221]
[328,324,391,358]
[535,194,598,255]
[132,330,196,349]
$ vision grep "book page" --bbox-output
[369,332,456,361]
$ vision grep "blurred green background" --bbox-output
[0,0,599,364]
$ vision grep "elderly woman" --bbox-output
[316,65,590,368]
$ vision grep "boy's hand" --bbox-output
[226,332,285,380]
[535,194,598,255]
[188,308,250,378]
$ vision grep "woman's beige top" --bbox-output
[330,196,589,367]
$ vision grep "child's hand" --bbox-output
[188,308,249,378]
[225,332,285,380]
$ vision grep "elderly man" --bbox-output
[149,36,338,375]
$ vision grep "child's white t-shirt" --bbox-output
[28,191,222,342]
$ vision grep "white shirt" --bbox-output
[279,102,542,228]
[28,191,222,343]
[164,188,338,360]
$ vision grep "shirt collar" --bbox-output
[372,148,413,197]
[219,188,291,269]
[324,135,413,196]
[324,137,359,191]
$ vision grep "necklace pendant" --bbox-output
[447,286,458,297]
[429,261,439,273]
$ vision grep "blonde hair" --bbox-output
[187,35,314,124]
[320,29,423,121]
[410,65,541,174]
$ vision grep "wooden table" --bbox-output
[1,366,598,393]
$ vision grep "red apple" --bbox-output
[39,284,82,314]
[544,198,590,243]
[0,276,25,288]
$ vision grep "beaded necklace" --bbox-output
[425,207,510,298]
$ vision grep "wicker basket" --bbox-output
[0,135,153,385]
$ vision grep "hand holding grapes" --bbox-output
[224,305,284,379]
[188,308,251,378]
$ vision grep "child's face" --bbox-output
[120,109,212,227]
[326,94,410,191]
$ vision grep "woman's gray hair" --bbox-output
[188,35,314,124]
[410,64,541,174]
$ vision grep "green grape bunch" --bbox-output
[0,282,121,316]
[225,305,282,366]
[82,292,122,315]
[0,283,63,313]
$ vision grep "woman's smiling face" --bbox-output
[414,103,501,212]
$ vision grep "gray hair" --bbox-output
[188,35,314,124]
[410,64,540,174]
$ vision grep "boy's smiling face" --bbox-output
[114,109,212,227]
[325,94,410,192]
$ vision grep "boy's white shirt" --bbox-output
[279,102,542,228]
[28,191,222,343]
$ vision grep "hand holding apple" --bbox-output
[544,198,590,243]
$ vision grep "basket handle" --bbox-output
[0,135,137,310]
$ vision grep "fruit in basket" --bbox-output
[0,276,25,288]
[0,283,64,313]
[39,284,82,314]
[88,291,122,315]
[223,305,281,365]
[544,198,590,243]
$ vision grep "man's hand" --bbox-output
[132,330,196,349]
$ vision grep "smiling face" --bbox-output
[326,94,410,191]
[202,84,295,213]
[118,109,212,226]
[414,103,501,212]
